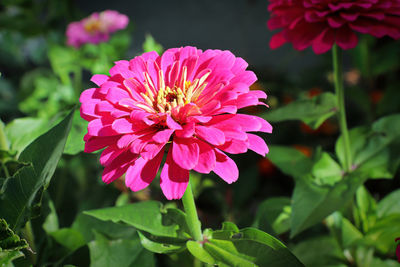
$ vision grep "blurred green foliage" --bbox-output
[0,0,399,266]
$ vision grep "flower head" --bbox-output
[80,46,272,200]
[66,10,129,48]
[267,0,400,54]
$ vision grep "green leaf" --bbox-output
[48,45,79,84]
[311,152,342,186]
[142,34,163,54]
[63,109,87,155]
[0,219,27,267]
[262,92,337,129]
[137,230,186,254]
[50,228,86,252]
[204,239,256,267]
[369,257,400,267]
[290,172,367,237]
[0,219,28,252]
[364,214,400,254]
[42,199,59,233]
[326,212,363,249]
[84,201,188,238]
[71,213,137,243]
[267,146,313,178]
[377,189,400,218]
[189,224,303,266]
[201,227,304,267]
[4,117,56,155]
[253,197,291,235]
[89,231,155,267]
[0,110,74,230]
[0,250,25,266]
[336,114,400,178]
[354,186,377,232]
[291,235,346,267]
[186,241,216,265]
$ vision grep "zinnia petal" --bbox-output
[125,148,164,191]
[160,150,190,200]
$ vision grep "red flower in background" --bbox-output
[396,237,400,263]
[267,0,400,54]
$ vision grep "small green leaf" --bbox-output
[63,109,87,155]
[253,197,291,235]
[221,222,240,232]
[137,230,186,254]
[311,153,342,186]
[194,226,304,267]
[88,231,155,267]
[186,241,216,265]
[50,228,86,252]
[48,45,79,84]
[377,189,400,218]
[262,92,337,129]
[326,212,363,249]
[0,110,74,230]
[354,186,377,232]
[42,199,59,233]
[267,146,313,178]
[142,34,163,54]
[84,201,188,238]
[336,114,400,178]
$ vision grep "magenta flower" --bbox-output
[267,0,400,54]
[79,46,272,200]
[66,10,129,48]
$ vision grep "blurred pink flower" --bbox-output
[267,0,400,54]
[80,46,272,200]
[66,10,129,48]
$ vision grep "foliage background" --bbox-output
[0,0,399,266]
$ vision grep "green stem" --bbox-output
[0,121,9,150]
[23,221,37,264]
[332,45,352,172]
[0,122,10,177]
[182,180,203,242]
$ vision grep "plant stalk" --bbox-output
[181,180,203,242]
[23,221,37,264]
[332,45,352,172]
[0,121,8,151]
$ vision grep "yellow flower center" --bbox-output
[138,66,210,114]
[84,18,103,34]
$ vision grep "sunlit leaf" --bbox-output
[377,189,400,218]
[0,110,74,230]
[84,201,189,239]
[262,92,337,129]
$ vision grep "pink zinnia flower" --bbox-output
[267,0,400,54]
[66,10,129,48]
[80,46,272,200]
